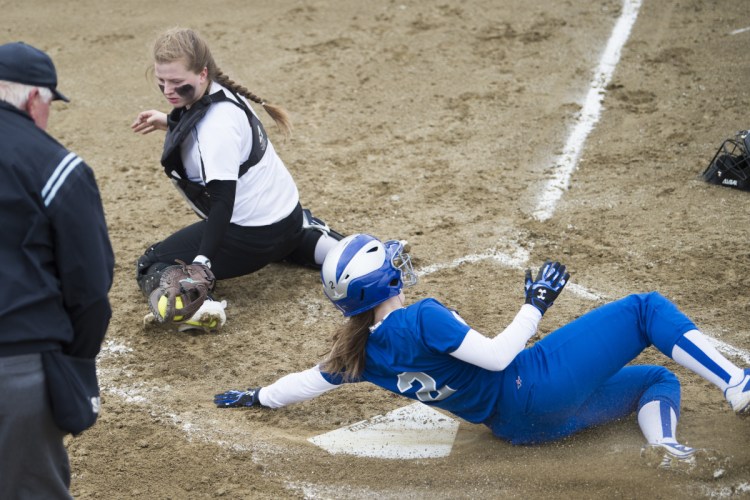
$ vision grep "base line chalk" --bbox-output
[533,0,642,221]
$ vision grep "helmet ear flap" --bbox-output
[702,131,750,191]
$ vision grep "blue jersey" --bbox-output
[323,298,506,424]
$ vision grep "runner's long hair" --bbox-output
[321,309,375,382]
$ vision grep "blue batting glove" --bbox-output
[214,388,261,408]
[524,261,569,315]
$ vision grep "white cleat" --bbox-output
[641,442,729,479]
[724,369,750,414]
[646,442,696,460]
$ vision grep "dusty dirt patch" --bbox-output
[5,0,750,497]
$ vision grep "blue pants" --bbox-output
[488,292,695,444]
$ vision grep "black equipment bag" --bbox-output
[702,130,750,191]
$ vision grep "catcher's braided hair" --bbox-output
[212,70,291,136]
[151,27,292,137]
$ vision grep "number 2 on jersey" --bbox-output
[397,372,456,402]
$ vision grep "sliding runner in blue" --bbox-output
[215,234,750,474]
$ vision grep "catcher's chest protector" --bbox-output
[160,90,269,215]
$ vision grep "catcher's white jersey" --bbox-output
[179,81,299,226]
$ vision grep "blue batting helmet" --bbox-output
[321,234,417,317]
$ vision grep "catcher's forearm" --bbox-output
[199,180,235,261]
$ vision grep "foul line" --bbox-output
[533,0,642,221]
[416,242,604,301]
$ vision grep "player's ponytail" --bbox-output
[213,71,292,138]
[321,309,375,382]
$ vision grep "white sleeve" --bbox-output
[450,304,542,371]
[258,365,341,408]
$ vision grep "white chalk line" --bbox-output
[417,239,605,302]
[97,349,288,466]
[708,337,750,366]
[730,26,750,35]
[532,0,642,221]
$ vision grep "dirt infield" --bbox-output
[6,0,750,497]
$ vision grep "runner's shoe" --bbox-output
[724,368,750,414]
[641,443,729,479]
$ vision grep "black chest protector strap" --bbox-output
[160,90,269,216]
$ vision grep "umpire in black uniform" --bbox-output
[0,42,114,498]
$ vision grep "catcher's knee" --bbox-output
[136,244,170,296]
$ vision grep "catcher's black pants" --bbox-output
[137,203,323,294]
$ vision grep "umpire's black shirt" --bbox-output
[0,100,114,358]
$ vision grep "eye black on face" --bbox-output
[175,84,195,98]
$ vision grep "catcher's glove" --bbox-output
[148,260,216,323]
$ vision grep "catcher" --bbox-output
[132,28,344,332]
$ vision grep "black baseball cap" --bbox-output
[0,42,69,102]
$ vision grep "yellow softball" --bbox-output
[158,295,184,322]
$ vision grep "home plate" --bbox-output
[308,403,459,459]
